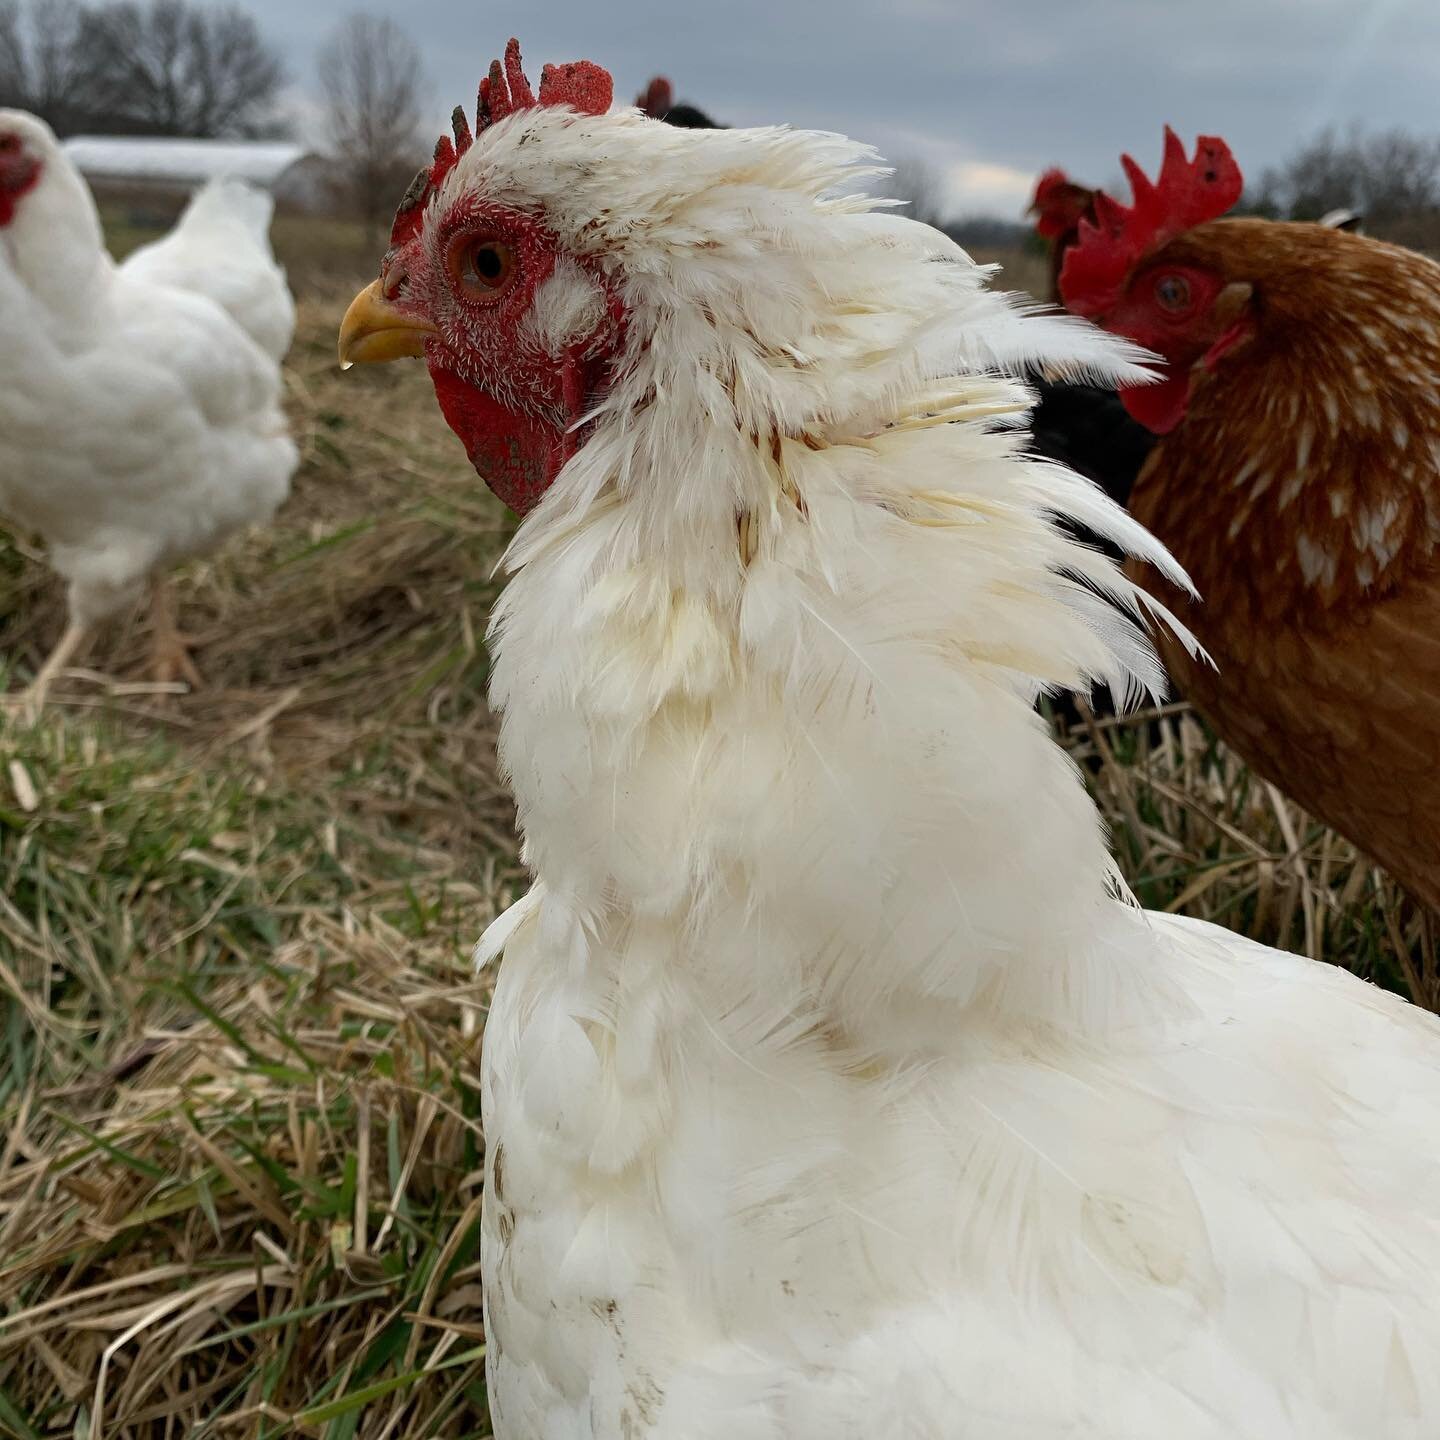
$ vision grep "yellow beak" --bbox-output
[337,279,437,368]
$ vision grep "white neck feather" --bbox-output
[474,120,1198,1046]
[2,152,111,340]
[488,352,1187,1047]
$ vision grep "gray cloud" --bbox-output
[235,0,1440,216]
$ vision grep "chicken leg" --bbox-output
[6,621,89,721]
[146,574,203,689]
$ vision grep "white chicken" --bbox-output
[340,44,1440,1440]
[0,110,297,709]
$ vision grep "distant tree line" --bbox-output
[0,0,432,233]
[883,153,1031,249]
[0,0,285,138]
[1247,126,1440,250]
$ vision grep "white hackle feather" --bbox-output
[426,106,1440,1439]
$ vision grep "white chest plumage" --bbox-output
[479,888,1440,1440]
[475,476,1440,1439]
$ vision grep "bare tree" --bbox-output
[0,0,29,106]
[318,13,425,243]
[1252,126,1440,246]
[1358,130,1440,221]
[81,0,285,138]
[0,0,100,134]
[886,153,951,231]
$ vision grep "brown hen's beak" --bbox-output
[337,280,437,368]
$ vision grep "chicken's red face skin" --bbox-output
[0,131,43,227]
[1091,259,1250,433]
[380,198,624,514]
[339,41,623,512]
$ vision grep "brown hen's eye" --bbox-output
[1155,274,1191,312]
[457,239,516,298]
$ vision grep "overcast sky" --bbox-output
[233,0,1440,219]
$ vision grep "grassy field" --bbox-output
[0,214,1433,1439]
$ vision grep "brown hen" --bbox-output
[1062,131,1440,908]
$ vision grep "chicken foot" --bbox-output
[146,574,203,689]
[5,622,89,721]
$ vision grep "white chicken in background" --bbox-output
[122,176,296,364]
[341,45,1440,1440]
[0,109,297,711]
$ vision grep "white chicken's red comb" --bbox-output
[389,38,612,247]
[1059,128,1243,317]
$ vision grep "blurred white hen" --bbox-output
[122,175,296,364]
[0,110,298,708]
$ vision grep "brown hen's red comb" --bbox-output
[1031,167,1073,203]
[636,76,673,118]
[1059,128,1242,318]
[1029,168,1096,239]
[390,38,612,246]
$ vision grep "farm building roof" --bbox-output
[62,136,311,191]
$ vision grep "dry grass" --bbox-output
[0,220,1431,1438]
[1050,700,1436,1006]
[1,219,514,1438]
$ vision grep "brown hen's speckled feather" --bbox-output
[1126,218,1440,907]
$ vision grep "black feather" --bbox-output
[1026,378,1154,510]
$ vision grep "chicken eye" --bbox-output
[1155,274,1192,312]
[456,239,516,298]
